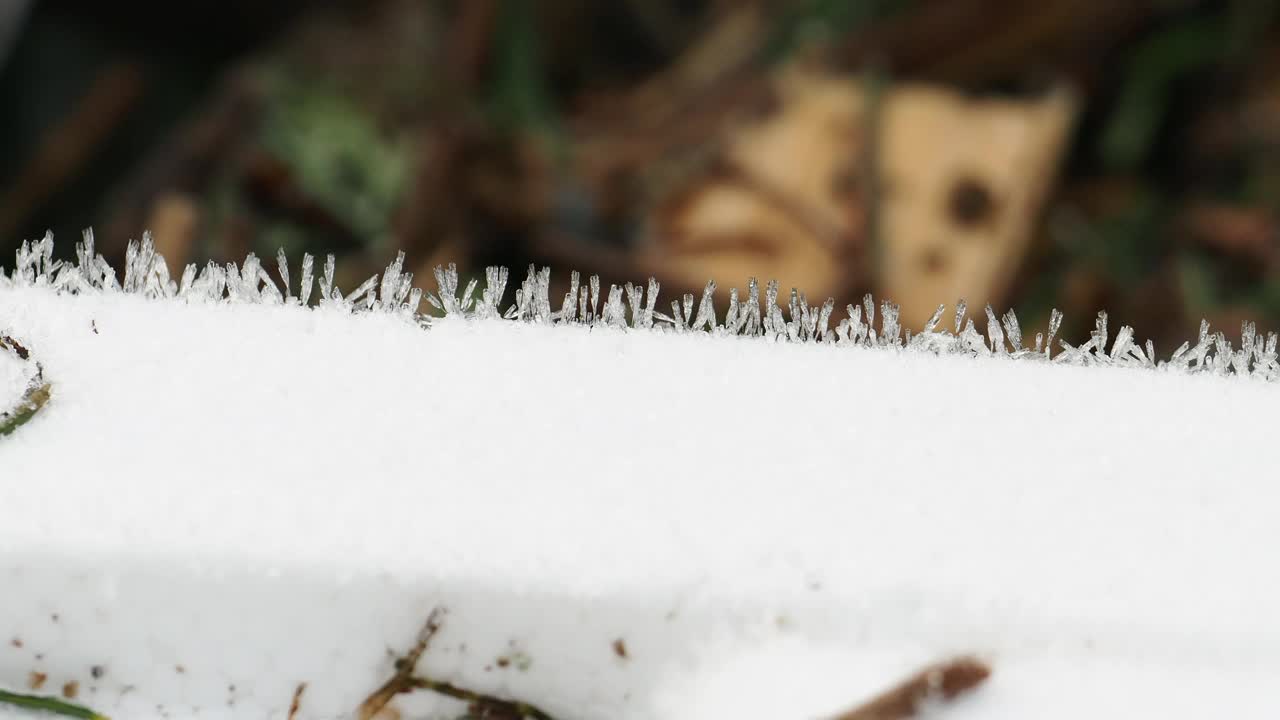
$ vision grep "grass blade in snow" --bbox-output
[0,689,109,720]
[0,335,49,437]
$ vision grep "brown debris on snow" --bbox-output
[287,682,307,720]
[357,608,446,720]
[832,655,991,720]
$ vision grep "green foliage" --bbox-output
[1099,20,1224,172]
[1176,251,1220,310]
[257,75,411,254]
[1053,192,1169,284]
[487,0,555,133]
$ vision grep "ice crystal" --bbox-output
[4,232,1278,382]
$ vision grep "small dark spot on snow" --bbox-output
[91,665,105,679]
[28,671,47,690]
[10,637,21,648]
[91,320,99,335]
[496,656,510,669]
[35,653,43,660]
[612,639,628,659]
[484,665,492,672]
[2,337,29,360]
[50,613,59,623]
[62,680,79,699]
[175,664,186,674]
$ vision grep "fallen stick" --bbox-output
[356,608,447,720]
[832,656,991,720]
[357,608,556,720]
[287,682,307,720]
[406,677,554,720]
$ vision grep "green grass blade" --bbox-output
[0,382,50,437]
[0,689,110,720]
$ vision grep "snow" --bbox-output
[2,234,1280,719]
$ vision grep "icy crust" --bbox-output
[2,230,1277,381]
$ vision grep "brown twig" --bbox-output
[406,677,554,720]
[444,0,497,99]
[100,72,261,258]
[0,62,144,243]
[287,682,307,720]
[832,656,991,720]
[1182,203,1278,270]
[239,149,364,252]
[827,0,1147,85]
[357,608,555,720]
[357,608,447,720]
[571,2,766,138]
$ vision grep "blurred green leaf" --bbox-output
[257,80,410,254]
[487,0,555,133]
[1176,251,1220,311]
[1055,191,1168,283]
[1100,20,1224,172]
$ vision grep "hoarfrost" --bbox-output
[3,232,1277,382]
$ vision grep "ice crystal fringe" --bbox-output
[4,230,1279,382]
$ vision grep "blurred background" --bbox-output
[1,0,1278,346]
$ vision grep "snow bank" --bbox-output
[2,233,1280,719]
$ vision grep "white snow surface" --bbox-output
[2,243,1280,718]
